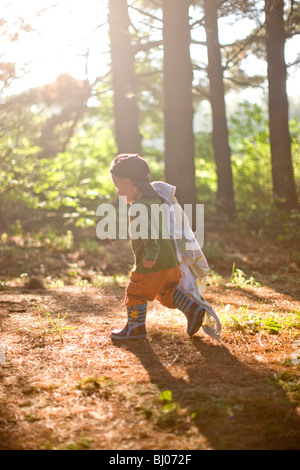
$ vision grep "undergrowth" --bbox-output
[220,303,300,335]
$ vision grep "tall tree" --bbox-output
[265,0,299,209]
[203,0,235,213]
[162,0,197,208]
[108,0,142,155]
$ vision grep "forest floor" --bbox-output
[0,219,300,451]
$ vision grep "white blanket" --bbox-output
[152,181,222,341]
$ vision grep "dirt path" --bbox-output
[0,229,299,450]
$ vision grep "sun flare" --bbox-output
[2,0,109,92]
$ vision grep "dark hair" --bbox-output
[110,154,159,198]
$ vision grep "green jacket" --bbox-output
[129,196,178,273]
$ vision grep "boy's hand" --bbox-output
[143,259,156,269]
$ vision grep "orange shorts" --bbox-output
[125,266,181,308]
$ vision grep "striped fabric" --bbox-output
[173,285,205,336]
[127,304,147,326]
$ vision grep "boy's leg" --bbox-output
[155,266,181,308]
[155,269,205,337]
[111,271,150,341]
[112,269,178,340]
[172,285,206,337]
[113,267,205,339]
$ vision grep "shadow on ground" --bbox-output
[119,336,300,450]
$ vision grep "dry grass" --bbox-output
[0,229,300,450]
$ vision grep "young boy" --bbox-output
[109,153,221,341]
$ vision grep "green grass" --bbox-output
[33,303,75,340]
[230,263,261,287]
[220,304,300,335]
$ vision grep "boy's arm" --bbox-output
[129,201,160,269]
[142,202,161,267]
[142,237,159,268]
[140,204,160,268]
[143,259,156,269]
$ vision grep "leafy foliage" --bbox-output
[229,101,272,209]
[0,77,117,231]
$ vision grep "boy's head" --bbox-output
[110,154,158,203]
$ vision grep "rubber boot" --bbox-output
[173,285,206,336]
[111,303,147,340]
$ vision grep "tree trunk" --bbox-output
[162,0,197,208]
[204,0,235,213]
[108,0,142,155]
[265,0,299,209]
